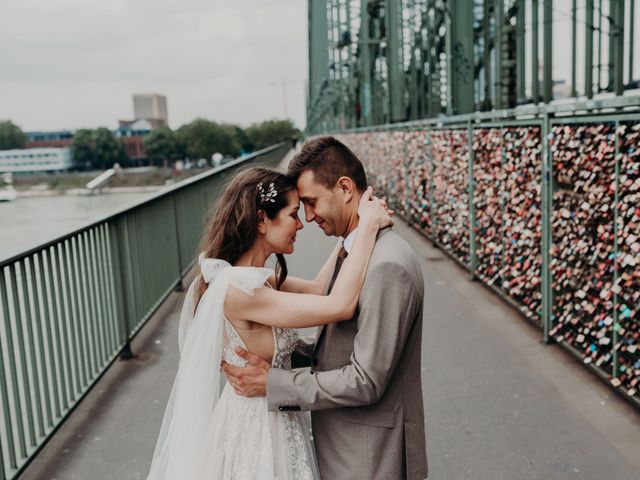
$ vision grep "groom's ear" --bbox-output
[257,209,267,234]
[336,176,356,203]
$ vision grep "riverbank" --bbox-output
[7,167,208,198]
[14,185,164,197]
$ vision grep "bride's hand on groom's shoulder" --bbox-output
[358,186,394,230]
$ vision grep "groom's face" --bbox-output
[296,170,347,237]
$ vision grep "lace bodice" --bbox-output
[223,320,298,369]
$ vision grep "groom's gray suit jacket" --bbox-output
[267,228,428,479]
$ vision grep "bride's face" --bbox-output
[264,190,304,254]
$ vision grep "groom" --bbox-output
[224,136,428,479]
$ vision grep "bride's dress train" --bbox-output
[147,257,319,479]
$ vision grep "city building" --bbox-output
[17,94,169,165]
[114,119,154,160]
[133,94,168,126]
[25,130,74,149]
[115,94,170,161]
[0,147,73,173]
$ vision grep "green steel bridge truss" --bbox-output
[307,0,639,133]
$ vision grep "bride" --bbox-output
[146,166,391,479]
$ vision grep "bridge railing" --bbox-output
[0,142,291,480]
[336,112,640,410]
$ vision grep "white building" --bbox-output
[0,148,73,173]
[133,94,168,125]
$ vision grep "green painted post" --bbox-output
[83,231,103,371]
[613,121,620,377]
[109,217,133,360]
[100,216,117,352]
[482,0,491,109]
[598,0,603,91]
[541,114,551,342]
[386,0,405,122]
[444,5,453,115]
[0,271,19,470]
[88,228,108,368]
[402,129,411,218]
[172,196,184,291]
[426,0,438,116]
[571,0,577,97]
[585,0,594,98]
[409,33,420,120]
[495,0,504,110]
[8,264,36,448]
[452,0,475,114]
[500,126,507,285]
[614,0,625,96]
[70,236,91,384]
[128,215,141,325]
[468,121,477,278]
[108,221,132,355]
[0,409,7,477]
[133,214,145,323]
[38,250,62,420]
[51,245,73,410]
[427,130,436,242]
[630,0,635,86]
[516,0,526,101]
[608,0,624,95]
[532,0,539,102]
[543,0,552,103]
[76,234,97,378]
[56,244,84,403]
[118,218,136,358]
[25,252,58,436]
[95,225,116,358]
[20,258,45,440]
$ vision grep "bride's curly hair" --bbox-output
[194,166,296,308]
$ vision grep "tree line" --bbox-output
[0,119,300,170]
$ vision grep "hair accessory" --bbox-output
[257,182,278,204]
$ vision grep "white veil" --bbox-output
[147,255,272,480]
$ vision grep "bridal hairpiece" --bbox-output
[257,182,278,204]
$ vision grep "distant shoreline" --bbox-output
[3,166,208,199]
[15,185,163,198]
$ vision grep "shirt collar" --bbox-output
[342,227,358,254]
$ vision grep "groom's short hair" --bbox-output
[287,136,367,192]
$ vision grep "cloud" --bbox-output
[0,0,307,131]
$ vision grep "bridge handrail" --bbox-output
[0,141,291,480]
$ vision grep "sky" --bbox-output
[0,0,308,132]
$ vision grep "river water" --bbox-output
[0,192,153,262]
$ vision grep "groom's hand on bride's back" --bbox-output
[221,348,270,397]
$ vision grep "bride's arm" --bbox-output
[224,189,391,328]
[268,241,342,294]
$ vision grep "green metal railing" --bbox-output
[0,142,291,480]
[336,110,640,409]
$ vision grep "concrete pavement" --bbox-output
[21,219,640,480]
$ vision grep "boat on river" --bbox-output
[0,186,17,202]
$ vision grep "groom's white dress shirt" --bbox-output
[342,227,358,254]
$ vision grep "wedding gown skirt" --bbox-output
[146,260,319,480]
[204,321,319,479]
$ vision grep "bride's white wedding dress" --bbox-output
[147,256,319,479]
